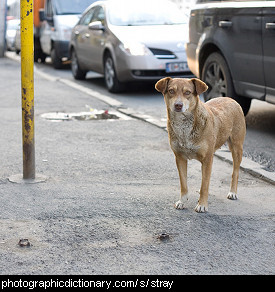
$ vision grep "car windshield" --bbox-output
[55,0,96,15]
[108,0,187,26]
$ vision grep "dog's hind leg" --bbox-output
[174,154,188,209]
[227,137,243,200]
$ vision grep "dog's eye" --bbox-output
[185,91,191,96]
[168,89,175,95]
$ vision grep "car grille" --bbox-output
[132,70,193,77]
[149,48,177,59]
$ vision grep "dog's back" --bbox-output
[204,97,246,151]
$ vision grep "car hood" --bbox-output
[54,14,81,29]
[109,24,188,52]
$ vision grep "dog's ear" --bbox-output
[155,77,172,94]
[191,78,208,95]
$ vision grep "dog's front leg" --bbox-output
[174,154,188,209]
[195,155,213,213]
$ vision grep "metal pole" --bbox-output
[21,0,35,179]
[0,0,7,57]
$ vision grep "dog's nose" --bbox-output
[174,102,183,112]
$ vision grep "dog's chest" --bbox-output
[169,115,199,159]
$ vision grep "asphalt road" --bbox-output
[31,58,275,173]
[1,56,274,275]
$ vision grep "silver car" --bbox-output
[70,0,192,92]
[6,19,20,51]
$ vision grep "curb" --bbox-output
[6,53,275,185]
[215,148,275,185]
[118,108,275,185]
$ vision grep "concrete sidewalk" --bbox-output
[0,57,274,275]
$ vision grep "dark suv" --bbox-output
[186,0,275,115]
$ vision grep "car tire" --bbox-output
[202,52,251,115]
[51,46,63,69]
[104,53,124,93]
[71,49,87,80]
[34,49,46,63]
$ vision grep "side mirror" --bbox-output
[39,9,45,21]
[88,21,105,31]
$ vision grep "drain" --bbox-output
[41,109,129,122]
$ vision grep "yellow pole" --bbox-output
[20,0,35,179]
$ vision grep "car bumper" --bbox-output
[115,50,194,82]
[186,42,200,78]
[54,41,70,59]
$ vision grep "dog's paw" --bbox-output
[227,192,238,200]
[194,203,208,213]
[174,200,185,209]
[174,196,188,209]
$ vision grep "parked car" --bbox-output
[5,19,20,51]
[69,0,192,92]
[186,0,275,115]
[14,22,21,55]
[39,0,98,68]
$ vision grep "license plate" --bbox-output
[166,62,189,73]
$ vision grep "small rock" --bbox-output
[157,233,170,241]
[18,238,31,247]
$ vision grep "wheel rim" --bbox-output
[105,57,115,89]
[71,50,78,76]
[204,61,227,100]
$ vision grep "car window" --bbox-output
[55,0,98,15]
[108,0,187,26]
[45,0,53,19]
[79,7,96,25]
[91,6,105,24]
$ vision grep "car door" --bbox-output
[73,7,96,68]
[214,4,265,100]
[262,5,275,104]
[86,5,106,73]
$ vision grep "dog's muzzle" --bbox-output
[174,102,184,112]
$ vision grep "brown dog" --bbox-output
[155,77,246,212]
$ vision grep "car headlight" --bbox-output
[6,31,16,38]
[120,42,151,56]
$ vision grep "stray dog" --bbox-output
[155,77,246,212]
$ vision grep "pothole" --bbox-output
[41,109,131,122]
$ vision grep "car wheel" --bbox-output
[202,52,251,115]
[71,49,87,80]
[104,53,124,93]
[51,46,63,69]
[34,49,46,63]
